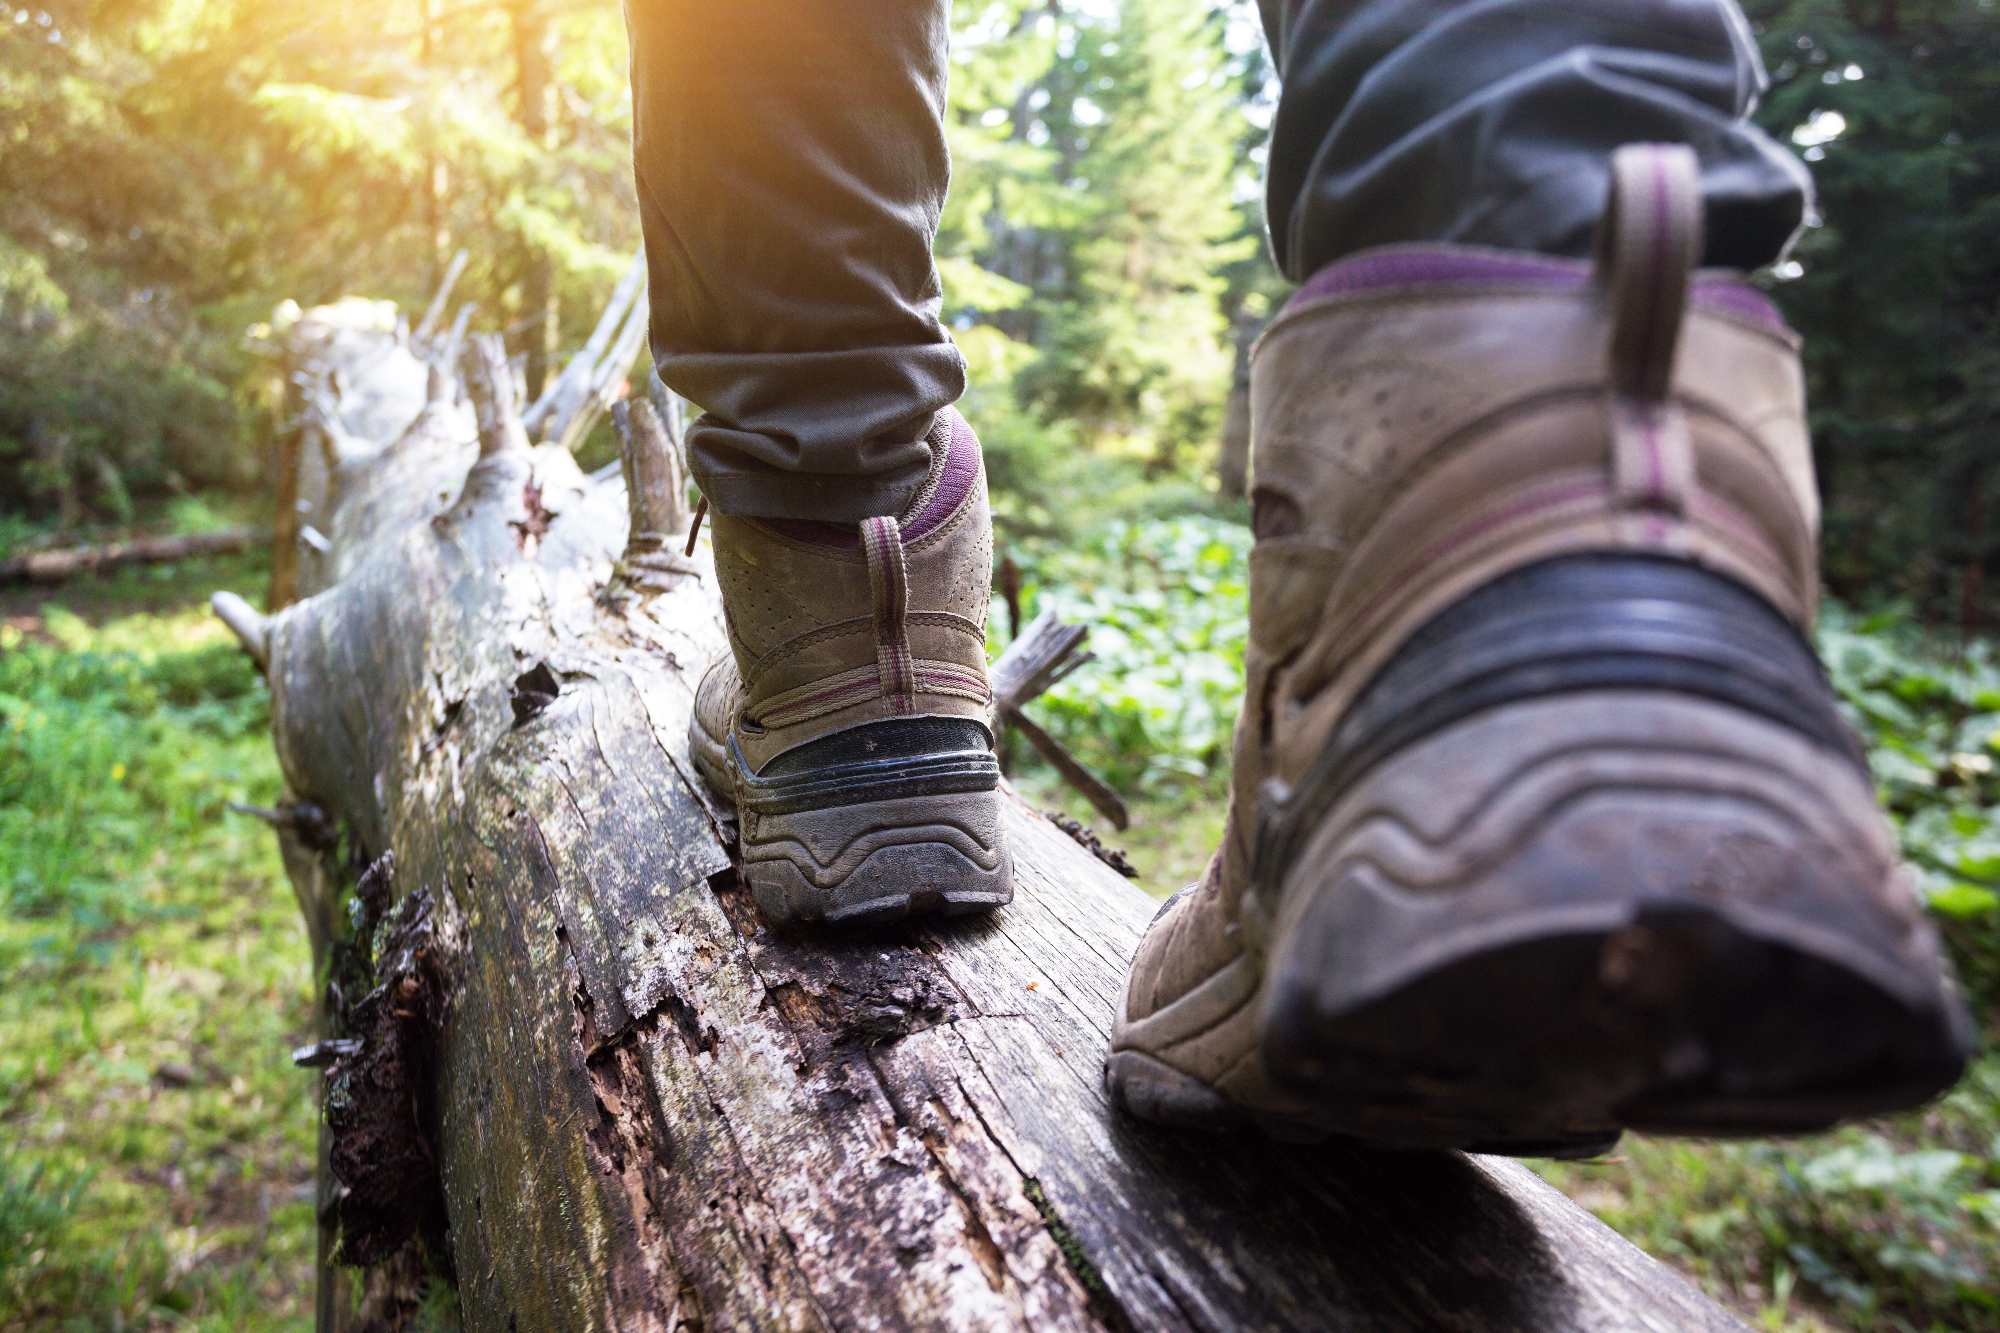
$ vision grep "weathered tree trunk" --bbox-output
[231,298,1754,1333]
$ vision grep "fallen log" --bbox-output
[0,526,263,585]
[230,294,1756,1332]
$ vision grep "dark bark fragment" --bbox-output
[324,879,451,1267]
[1044,812,1138,879]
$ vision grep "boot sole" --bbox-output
[694,716,1012,927]
[1250,691,1970,1150]
[741,789,1012,926]
[1110,556,1969,1154]
[1102,1048,1626,1158]
[1110,692,1970,1153]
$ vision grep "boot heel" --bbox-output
[731,718,1008,925]
[741,789,1011,925]
[1251,556,1971,1148]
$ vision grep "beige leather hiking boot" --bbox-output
[1107,145,1971,1156]
[689,407,1012,926]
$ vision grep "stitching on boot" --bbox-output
[745,611,987,690]
[739,617,873,691]
[747,659,992,731]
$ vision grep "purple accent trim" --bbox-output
[917,665,988,690]
[903,409,978,542]
[1689,279,1785,331]
[1289,250,1585,309]
[1285,247,1788,333]
[755,678,880,727]
[1642,415,1664,504]
[803,679,878,707]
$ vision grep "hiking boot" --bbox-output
[689,406,1012,926]
[1106,145,1971,1155]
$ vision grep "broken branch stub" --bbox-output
[991,607,1090,709]
[411,247,469,348]
[524,247,647,446]
[544,290,651,456]
[210,590,270,670]
[462,334,529,459]
[990,607,1130,828]
[1010,705,1130,830]
[423,301,475,407]
[611,398,699,589]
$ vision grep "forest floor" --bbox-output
[0,546,319,1330]
[1,536,1994,1331]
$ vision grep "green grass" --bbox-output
[0,553,316,1331]
[1533,1056,2000,1332]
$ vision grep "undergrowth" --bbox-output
[0,586,315,1331]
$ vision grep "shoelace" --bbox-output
[683,496,708,557]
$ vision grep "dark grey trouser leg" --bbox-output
[1256,0,1813,279]
[627,0,959,522]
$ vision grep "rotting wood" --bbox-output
[239,291,1756,1333]
[0,526,263,585]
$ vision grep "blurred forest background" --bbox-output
[2,0,1999,1329]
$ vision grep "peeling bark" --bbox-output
[250,300,1753,1333]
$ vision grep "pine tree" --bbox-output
[1746,0,2000,622]
[0,0,638,521]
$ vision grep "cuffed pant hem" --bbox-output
[691,469,924,523]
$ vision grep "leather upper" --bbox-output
[1123,145,1824,1033]
[706,407,996,773]
[1242,145,1817,808]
